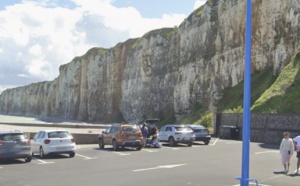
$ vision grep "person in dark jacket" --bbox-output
[140,123,148,147]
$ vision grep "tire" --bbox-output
[69,152,75,158]
[168,137,176,147]
[39,147,45,158]
[204,141,210,145]
[25,156,32,163]
[112,140,118,151]
[99,138,104,149]
[136,146,142,151]
[187,142,193,147]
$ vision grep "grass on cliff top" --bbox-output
[217,67,277,112]
[251,52,300,113]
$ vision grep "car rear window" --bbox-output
[0,133,26,141]
[190,126,206,129]
[48,131,71,138]
[175,127,192,132]
[122,126,139,132]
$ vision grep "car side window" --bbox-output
[166,127,172,131]
[105,128,111,133]
[33,132,40,139]
[38,131,45,139]
[111,127,119,133]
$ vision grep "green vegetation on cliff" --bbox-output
[180,50,300,128]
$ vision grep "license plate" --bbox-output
[129,136,136,140]
[56,147,66,150]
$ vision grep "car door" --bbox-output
[31,131,45,153]
[158,126,167,141]
[102,127,112,145]
[31,132,40,153]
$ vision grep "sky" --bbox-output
[0,0,207,94]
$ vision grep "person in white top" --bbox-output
[293,134,300,174]
[279,132,294,173]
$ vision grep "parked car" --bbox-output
[158,125,194,146]
[185,125,211,145]
[31,130,76,158]
[98,124,143,151]
[0,130,32,162]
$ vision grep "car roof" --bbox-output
[183,124,207,128]
[163,124,190,127]
[37,129,70,133]
[0,130,23,134]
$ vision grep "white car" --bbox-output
[31,130,76,158]
[158,125,194,146]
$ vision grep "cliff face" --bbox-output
[0,0,299,123]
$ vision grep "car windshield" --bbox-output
[48,131,71,138]
[0,133,26,141]
[175,127,192,132]
[122,126,139,132]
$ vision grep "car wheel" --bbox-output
[25,156,32,163]
[187,142,193,147]
[39,147,45,158]
[112,140,118,151]
[99,138,105,149]
[136,146,142,151]
[69,152,75,158]
[168,137,176,147]
[204,141,210,145]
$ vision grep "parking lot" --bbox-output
[1,138,299,186]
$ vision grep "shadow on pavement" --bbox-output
[259,143,279,150]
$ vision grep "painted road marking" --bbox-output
[254,151,277,155]
[226,141,241,144]
[211,138,219,146]
[75,153,97,160]
[142,149,158,153]
[113,152,130,156]
[33,157,54,164]
[133,164,186,172]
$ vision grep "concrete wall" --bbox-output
[215,113,300,144]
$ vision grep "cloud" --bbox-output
[194,0,207,9]
[0,0,187,94]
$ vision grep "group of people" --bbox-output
[279,132,300,174]
[140,123,160,148]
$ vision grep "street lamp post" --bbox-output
[236,0,255,185]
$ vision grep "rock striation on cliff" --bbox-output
[0,0,299,123]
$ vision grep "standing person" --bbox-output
[279,132,294,173]
[293,134,300,174]
[140,123,148,148]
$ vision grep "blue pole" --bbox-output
[240,0,252,186]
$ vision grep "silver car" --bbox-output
[158,125,194,146]
[0,131,32,162]
[185,125,211,145]
[31,130,76,158]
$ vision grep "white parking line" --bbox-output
[75,153,97,160]
[133,164,186,172]
[142,149,158,153]
[33,157,54,164]
[211,138,219,146]
[113,152,130,156]
[226,141,241,144]
[254,151,277,155]
[0,167,2,169]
